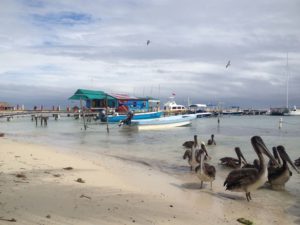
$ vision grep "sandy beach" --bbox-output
[0,137,298,225]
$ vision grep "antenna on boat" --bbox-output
[158,84,160,100]
[286,52,289,109]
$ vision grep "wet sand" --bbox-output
[0,138,298,225]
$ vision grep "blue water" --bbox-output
[1,115,300,169]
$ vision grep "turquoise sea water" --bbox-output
[1,114,300,222]
[1,115,299,165]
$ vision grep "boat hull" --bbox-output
[138,120,191,130]
[284,109,300,116]
[107,111,163,122]
[121,115,194,130]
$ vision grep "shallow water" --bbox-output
[1,114,300,222]
[2,115,299,165]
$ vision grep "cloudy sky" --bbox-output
[1,0,300,109]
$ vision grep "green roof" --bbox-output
[69,89,115,100]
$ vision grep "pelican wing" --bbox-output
[220,157,238,164]
[183,141,194,148]
[224,168,259,190]
[268,166,288,181]
[295,158,300,167]
[204,163,216,178]
[226,160,240,168]
[183,149,191,160]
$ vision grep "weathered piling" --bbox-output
[7,116,13,121]
[35,114,38,126]
[32,114,48,127]
[41,116,49,126]
[53,114,60,120]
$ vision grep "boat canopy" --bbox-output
[189,104,207,108]
[69,89,160,112]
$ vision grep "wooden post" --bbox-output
[80,97,87,130]
[35,114,38,126]
[106,94,109,133]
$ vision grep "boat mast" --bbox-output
[286,52,289,109]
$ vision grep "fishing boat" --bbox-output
[222,106,243,116]
[163,96,187,114]
[121,115,195,131]
[188,104,212,118]
[103,111,163,123]
[272,53,300,116]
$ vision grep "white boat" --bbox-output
[188,104,212,118]
[282,53,300,116]
[284,106,300,116]
[121,115,195,131]
[163,96,187,113]
[102,111,163,122]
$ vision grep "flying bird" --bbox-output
[147,40,150,46]
[226,60,231,68]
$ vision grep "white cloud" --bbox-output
[0,0,299,108]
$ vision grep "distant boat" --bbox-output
[103,111,163,123]
[270,107,288,116]
[120,115,195,131]
[188,104,212,118]
[163,96,187,113]
[282,53,299,116]
[221,106,243,116]
[194,112,213,118]
[284,106,300,116]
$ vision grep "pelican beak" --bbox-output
[277,146,300,174]
[240,153,248,165]
[201,144,209,157]
[272,147,281,165]
[251,136,280,167]
[237,148,248,164]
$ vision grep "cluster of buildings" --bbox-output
[1,89,270,116]
[69,89,160,113]
[0,102,19,111]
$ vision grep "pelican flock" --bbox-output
[224,136,280,201]
[182,135,298,201]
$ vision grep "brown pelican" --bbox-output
[220,147,248,169]
[196,141,211,163]
[268,145,299,190]
[182,140,194,149]
[207,134,216,145]
[195,149,216,189]
[268,146,281,167]
[224,136,279,201]
[183,135,200,171]
[295,157,300,167]
[242,159,260,170]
